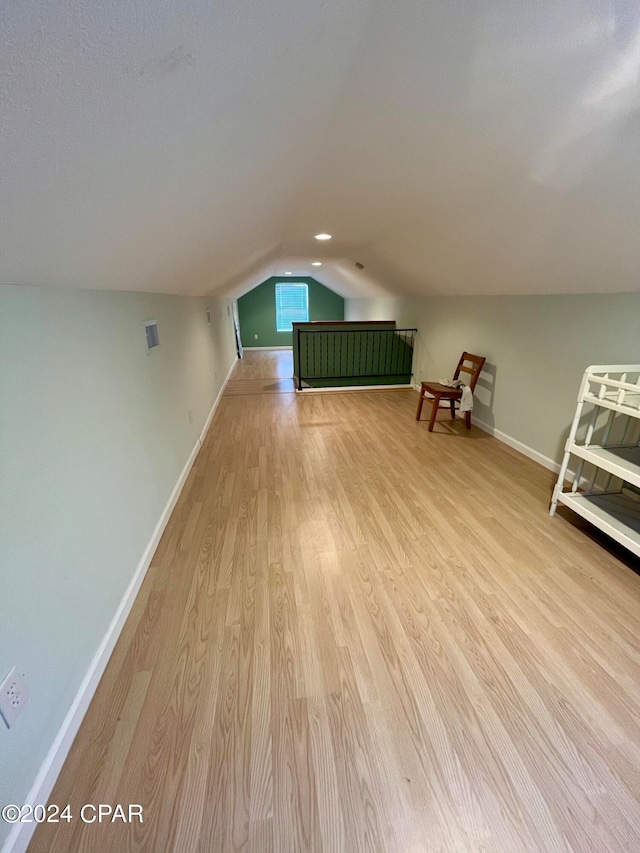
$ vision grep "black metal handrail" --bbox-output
[296,328,417,390]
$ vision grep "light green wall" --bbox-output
[0,285,237,845]
[346,293,640,464]
[238,276,344,347]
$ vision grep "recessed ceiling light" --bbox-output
[311,262,322,266]
[314,233,332,240]
[284,271,292,275]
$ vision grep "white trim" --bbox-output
[473,418,560,473]
[2,357,237,853]
[242,346,292,351]
[296,383,414,393]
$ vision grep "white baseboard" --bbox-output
[473,417,561,474]
[2,357,237,853]
[242,346,292,351]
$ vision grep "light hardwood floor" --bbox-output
[224,349,296,395]
[30,352,640,852]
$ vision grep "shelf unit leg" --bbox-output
[550,398,585,516]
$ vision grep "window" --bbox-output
[275,283,309,331]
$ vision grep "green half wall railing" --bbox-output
[293,324,417,389]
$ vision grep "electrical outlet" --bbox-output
[254,334,258,340]
[0,667,30,729]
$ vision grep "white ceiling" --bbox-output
[3,0,640,299]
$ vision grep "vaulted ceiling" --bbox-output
[3,1,640,299]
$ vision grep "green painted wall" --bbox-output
[238,277,344,347]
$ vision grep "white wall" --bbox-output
[347,293,640,465]
[0,286,237,847]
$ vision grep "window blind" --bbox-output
[275,283,309,331]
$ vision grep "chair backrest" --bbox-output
[453,352,486,392]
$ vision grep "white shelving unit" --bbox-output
[550,365,640,558]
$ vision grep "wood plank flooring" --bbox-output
[30,352,640,852]
[224,349,296,395]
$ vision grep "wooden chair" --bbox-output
[416,352,486,432]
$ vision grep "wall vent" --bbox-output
[143,320,160,352]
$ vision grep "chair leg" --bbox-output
[465,411,471,429]
[428,394,440,432]
[450,399,456,420]
[416,388,425,421]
